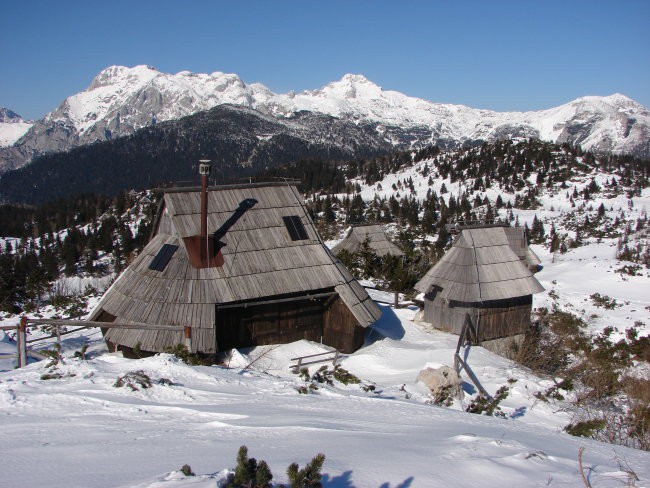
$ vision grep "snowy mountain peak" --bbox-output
[2,66,649,173]
[88,65,160,90]
[0,107,24,123]
[317,73,383,100]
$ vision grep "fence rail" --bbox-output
[290,350,340,372]
[2,316,192,369]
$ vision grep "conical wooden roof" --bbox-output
[332,224,403,257]
[415,227,543,303]
[503,226,541,269]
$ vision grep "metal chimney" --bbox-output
[199,160,211,240]
[183,159,223,269]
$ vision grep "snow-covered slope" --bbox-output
[2,65,648,174]
[1,307,648,487]
[338,144,650,338]
[0,107,32,146]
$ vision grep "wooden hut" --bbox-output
[332,224,403,257]
[89,180,381,355]
[503,226,542,272]
[414,226,543,344]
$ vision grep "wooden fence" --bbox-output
[290,350,340,372]
[1,316,191,368]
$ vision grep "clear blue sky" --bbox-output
[2,0,649,120]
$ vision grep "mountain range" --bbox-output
[1,65,648,176]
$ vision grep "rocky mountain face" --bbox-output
[0,108,23,123]
[0,65,648,174]
[0,104,402,204]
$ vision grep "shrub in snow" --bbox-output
[465,385,511,418]
[40,372,76,380]
[73,344,89,360]
[180,464,194,476]
[163,343,216,366]
[565,419,607,438]
[42,343,65,368]
[286,453,325,488]
[225,445,273,488]
[295,365,372,394]
[113,371,152,391]
[416,366,463,404]
[509,306,650,449]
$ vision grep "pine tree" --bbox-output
[286,453,325,488]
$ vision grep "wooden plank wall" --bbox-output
[423,292,532,342]
[323,296,365,353]
[216,300,324,351]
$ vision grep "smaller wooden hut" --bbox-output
[332,224,403,257]
[414,226,543,344]
[503,226,542,272]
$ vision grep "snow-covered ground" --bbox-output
[1,304,648,487]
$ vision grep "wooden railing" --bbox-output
[290,350,340,372]
[2,316,191,368]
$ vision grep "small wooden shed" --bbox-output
[89,181,381,355]
[503,226,542,272]
[332,224,403,257]
[414,225,543,343]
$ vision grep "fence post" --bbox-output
[184,326,192,351]
[18,316,28,368]
[393,291,399,308]
[56,325,61,349]
[332,350,339,367]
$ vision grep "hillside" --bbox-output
[0,139,648,486]
[0,104,398,205]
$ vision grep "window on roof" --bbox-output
[148,244,178,271]
[282,215,308,241]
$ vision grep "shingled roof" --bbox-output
[332,224,403,257]
[503,226,542,270]
[414,226,544,303]
[90,182,381,353]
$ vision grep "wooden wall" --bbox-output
[423,291,532,342]
[214,293,365,353]
[323,295,365,353]
[216,299,324,351]
[477,297,532,341]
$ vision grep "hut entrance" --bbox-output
[215,296,328,351]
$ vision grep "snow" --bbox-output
[37,65,650,156]
[0,120,32,146]
[1,304,649,487]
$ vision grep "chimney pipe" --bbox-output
[199,160,211,240]
[183,159,222,269]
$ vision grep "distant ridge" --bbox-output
[1,65,648,174]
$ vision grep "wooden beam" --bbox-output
[216,291,337,310]
[24,319,185,331]
[18,316,27,368]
